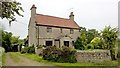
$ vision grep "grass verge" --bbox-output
[15,52,118,67]
[2,52,5,66]
[0,47,5,67]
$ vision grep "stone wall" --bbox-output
[75,50,111,63]
[35,48,44,56]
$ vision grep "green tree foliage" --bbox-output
[101,26,118,50]
[74,27,99,50]
[2,31,12,52]
[21,45,35,54]
[2,31,20,52]
[74,37,85,50]
[85,44,94,50]
[11,36,20,44]
[90,37,102,49]
[1,0,24,25]
[101,26,118,60]
[74,27,87,50]
[87,29,99,44]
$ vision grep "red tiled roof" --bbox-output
[35,14,80,29]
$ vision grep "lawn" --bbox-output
[15,52,118,67]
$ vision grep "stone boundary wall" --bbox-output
[75,50,111,63]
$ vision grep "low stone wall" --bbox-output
[75,50,111,63]
[35,48,44,56]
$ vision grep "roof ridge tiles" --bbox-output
[36,13,69,20]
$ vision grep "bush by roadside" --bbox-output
[43,46,77,63]
[21,45,35,54]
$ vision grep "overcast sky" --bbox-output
[1,0,119,39]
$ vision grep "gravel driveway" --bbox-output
[3,53,60,68]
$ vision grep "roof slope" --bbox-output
[35,14,80,29]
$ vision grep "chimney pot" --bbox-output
[69,12,74,21]
[31,4,37,10]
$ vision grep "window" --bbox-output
[60,28,62,33]
[47,27,52,32]
[70,29,74,34]
[64,41,69,47]
[46,41,52,46]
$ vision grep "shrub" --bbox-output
[43,46,77,63]
[43,46,60,61]
[21,45,35,54]
[28,46,35,54]
[74,37,85,50]
[20,46,28,54]
[85,44,94,50]
[90,37,102,49]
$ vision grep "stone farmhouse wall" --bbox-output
[75,50,111,63]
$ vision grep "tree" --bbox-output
[2,30,21,52]
[74,27,87,50]
[101,26,118,60]
[1,0,24,25]
[11,36,20,44]
[2,31,12,52]
[90,37,102,49]
[101,26,118,49]
[74,27,100,50]
[87,29,99,44]
[74,37,84,50]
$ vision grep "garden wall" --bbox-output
[35,48,43,56]
[75,50,111,63]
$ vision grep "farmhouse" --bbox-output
[28,4,80,48]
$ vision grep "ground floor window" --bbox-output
[64,41,69,47]
[46,41,52,46]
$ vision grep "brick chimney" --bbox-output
[69,12,74,21]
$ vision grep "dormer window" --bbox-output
[47,27,52,32]
[70,29,74,34]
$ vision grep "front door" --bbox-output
[55,40,60,48]
[64,41,69,47]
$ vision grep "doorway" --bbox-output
[55,40,60,48]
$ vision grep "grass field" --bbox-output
[15,52,118,67]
